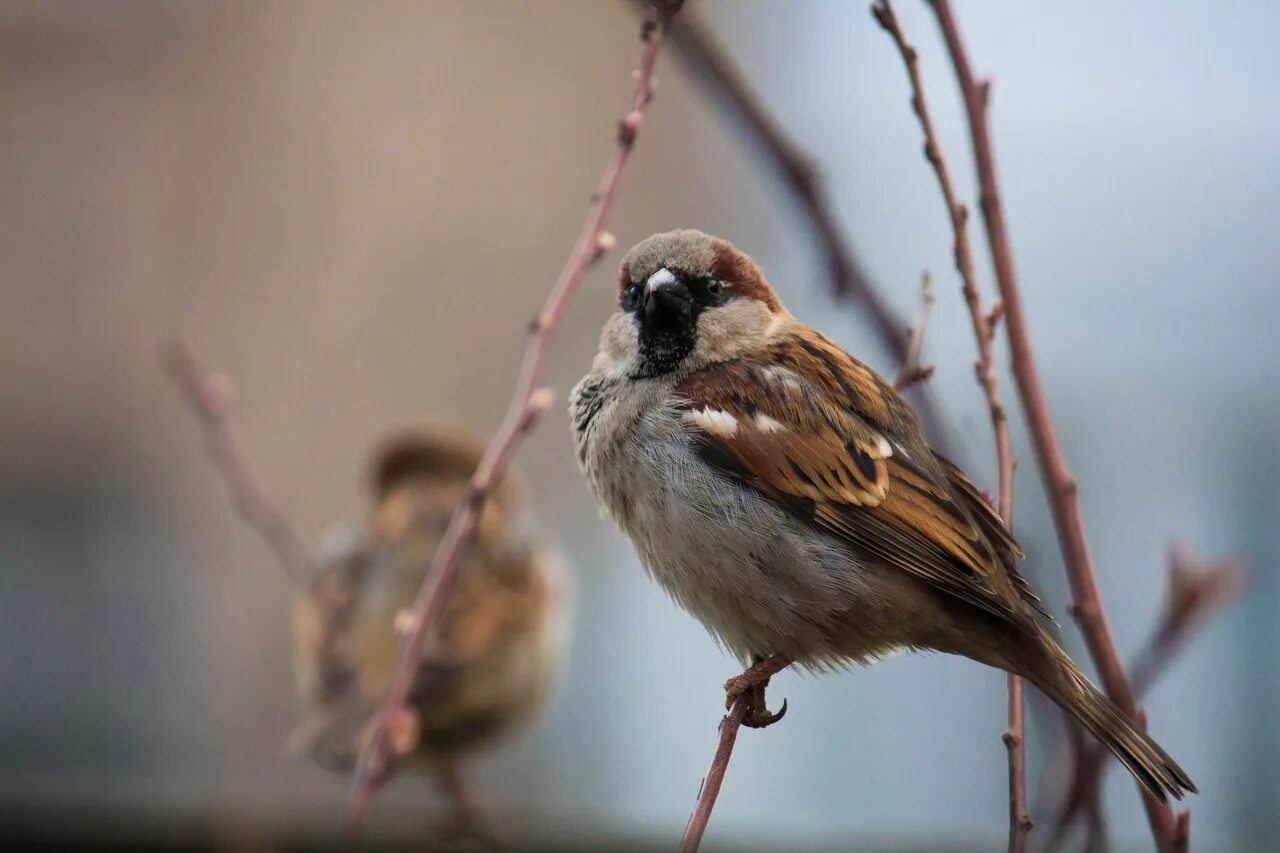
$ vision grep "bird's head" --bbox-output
[598,229,789,378]
[364,424,516,540]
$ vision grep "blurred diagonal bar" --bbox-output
[342,0,684,835]
[658,6,949,442]
[161,340,319,589]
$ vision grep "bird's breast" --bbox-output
[571,376,898,664]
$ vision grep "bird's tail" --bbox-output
[1023,627,1196,803]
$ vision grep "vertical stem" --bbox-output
[925,1,1179,847]
[1004,673,1031,852]
[870,2,1027,846]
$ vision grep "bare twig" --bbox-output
[1130,544,1244,697]
[892,271,935,390]
[656,6,949,443]
[871,0,1015,537]
[679,654,790,852]
[926,1,1183,847]
[1004,673,1032,852]
[161,341,319,588]
[164,343,492,835]
[870,2,1027,846]
[343,1,683,833]
[1050,544,1244,848]
[679,695,750,853]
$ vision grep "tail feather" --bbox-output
[1027,630,1196,803]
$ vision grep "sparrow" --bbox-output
[569,229,1194,803]
[291,424,569,825]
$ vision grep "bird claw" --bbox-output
[725,667,789,729]
[743,696,787,729]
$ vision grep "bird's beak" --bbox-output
[643,267,692,324]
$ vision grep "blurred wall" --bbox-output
[0,1,1276,850]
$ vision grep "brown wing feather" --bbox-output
[676,354,1026,624]
[932,453,1055,621]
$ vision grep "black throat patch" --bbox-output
[633,315,698,378]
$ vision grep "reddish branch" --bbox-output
[164,345,491,836]
[926,1,1182,847]
[164,344,484,836]
[679,654,790,852]
[1051,544,1244,849]
[343,0,683,833]
[657,7,949,442]
[679,695,750,853]
[870,2,1027,847]
[161,341,319,589]
[1003,674,1030,852]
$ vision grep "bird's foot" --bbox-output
[723,654,792,729]
[433,761,500,848]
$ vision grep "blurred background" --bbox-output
[1,1,1276,850]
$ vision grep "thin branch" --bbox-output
[161,340,319,589]
[1050,545,1244,848]
[892,271,936,390]
[656,6,950,443]
[678,654,790,852]
[342,0,683,833]
[870,2,1026,846]
[1004,674,1031,852]
[871,0,1014,524]
[926,1,1181,847]
[679,695,750,853]
[164,345,488,836]
[1129,544,1244,696]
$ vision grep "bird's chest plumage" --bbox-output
[569,371,895,664]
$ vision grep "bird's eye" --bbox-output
[622,284,641,311]
[704,278,725,304]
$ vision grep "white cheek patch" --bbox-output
[597,313,639,376]
[754,414,786,434]
[646,267,676,291]
[682,407,739,438]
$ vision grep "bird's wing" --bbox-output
[674,350,1025,623]
[294,521,368,704]
[931,452,1055,621]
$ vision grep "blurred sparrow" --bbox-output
[569,229,1194,802]
[291,424,569,826]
